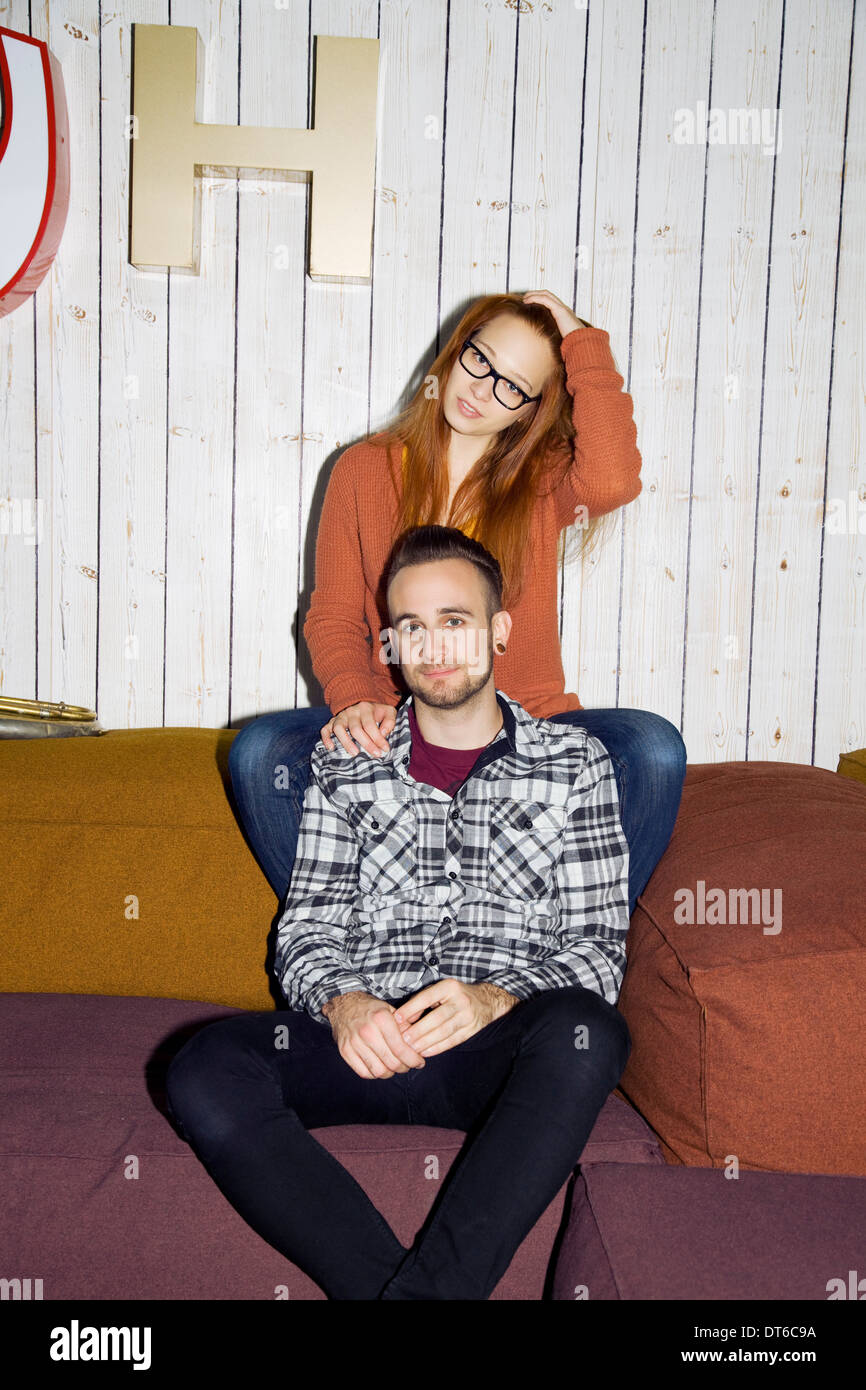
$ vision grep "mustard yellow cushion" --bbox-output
[838,748,866,786]
[0,729,279,1010]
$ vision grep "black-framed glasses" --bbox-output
[458,339,543,410]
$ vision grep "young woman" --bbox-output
[228,289,687,915]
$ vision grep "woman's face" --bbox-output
[442,313,555,441]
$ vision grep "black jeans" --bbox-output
[165,983,631,1300]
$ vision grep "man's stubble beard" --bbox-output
[403,647,495,712]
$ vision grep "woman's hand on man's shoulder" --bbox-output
[320,701,398,758]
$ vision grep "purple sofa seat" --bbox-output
[2,992,665,1301]
[553,1161,866,1300]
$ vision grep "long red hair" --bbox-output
[366,293,611,608]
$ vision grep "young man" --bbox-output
[166,525,632,1301]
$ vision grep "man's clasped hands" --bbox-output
[321,977,518,1080]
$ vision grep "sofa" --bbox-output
[2,727,865,1300]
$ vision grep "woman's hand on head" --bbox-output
[320,702,397,758]
[522,289,587,338]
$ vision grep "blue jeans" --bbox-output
[165,981,631,1300]
[227,701,688,917]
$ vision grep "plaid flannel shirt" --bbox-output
[274,690,630,1025]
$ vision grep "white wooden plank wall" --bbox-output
[0,0,862,770]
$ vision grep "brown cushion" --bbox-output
[615,760,866,1177]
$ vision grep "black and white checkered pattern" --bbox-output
[275,690,630,1024]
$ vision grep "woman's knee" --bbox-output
[229,712,299,781]
[645,712,687,777]
[228,709,328,791]
[228,719,267,788]
[561,708,686,782]
[607,710,687,783]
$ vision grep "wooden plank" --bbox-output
[163,0,239,726]
[682,0,781,762]
[98,0,169,728]
[748,0,853,761]
[437,0,517,308]
[230,0,308,723]
[506,0,591,701]
[568,0,644,716]
[368,0,447,440]
[297,0,380,712]
[618,0,714,727]
[814,0,864,768]
[507,0,587,296]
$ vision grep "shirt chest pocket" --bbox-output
[344,798,418,895]
[487,797,567,900]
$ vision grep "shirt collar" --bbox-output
[388,686,540,785]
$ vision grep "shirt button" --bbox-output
[442,916,452,926]
[521,816,533,829]
[448,870,457,879]
[428,954,439,966]
[370,820,379,829]
[402,755,409,764]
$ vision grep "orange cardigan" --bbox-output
[304,326,642,719]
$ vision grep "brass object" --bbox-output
[0,696,97,721]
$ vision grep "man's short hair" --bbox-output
[384,525,504,623]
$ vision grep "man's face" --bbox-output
[386,558,508,710]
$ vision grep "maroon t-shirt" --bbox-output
[407,704,491,796]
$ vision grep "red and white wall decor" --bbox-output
[0,25,70,318]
